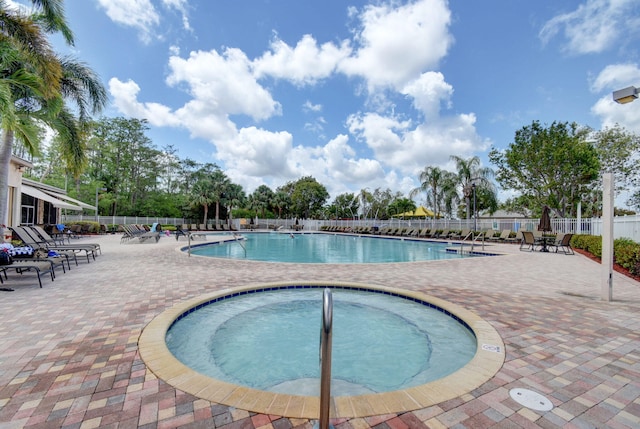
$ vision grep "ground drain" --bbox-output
[509,388,553,411]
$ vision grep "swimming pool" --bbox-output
[188,232,483,263]
[166,287,477,396]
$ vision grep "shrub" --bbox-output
[572,234,640,275]
[614,238,640,275]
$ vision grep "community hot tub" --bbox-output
[139,281,504,418]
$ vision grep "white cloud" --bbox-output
[539,0,640,55]
[590,63,640,92]
[96,0,160,44]
[303,101,322,113]
[217,127,295,178]
[162,0,191,31]
[252,34,351,86]
[401,72,453,121]
[167,48,281,122]
[109,78,180,126]
[339,0,453,91]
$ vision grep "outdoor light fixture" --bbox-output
[612,86,639,104]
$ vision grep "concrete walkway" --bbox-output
[0,232,638,428]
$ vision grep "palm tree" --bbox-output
[272,190,290,219]
[209,168,230,226]
[450,155,495,220]
[0,1,107,241]
[410,166,457,218]
[188,178,213,226]
[224,182,244,226]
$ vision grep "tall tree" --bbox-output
[0,0,106,241]
[225,183,245,224]
[250,185,275,218]
[591,124,640,193]
[410,166,457,218]
[450,155,495,220]
[272,190,290,219]
[489,120,600,218]
[328,193,360,219]
[388,197,416,217]
[281,176,329,219]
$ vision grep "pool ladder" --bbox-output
[318,288,334,429]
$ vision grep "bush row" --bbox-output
[571,234,640,275]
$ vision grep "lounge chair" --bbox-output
[489,229,511,242]
[31,225,101,255]
[11,227,94,263]
[121,224,160,244]
[434,229,450,239]
[450,229,471,240]
[552,233,574,255]
[175,226,189,241]
[4,260,55,288]
[504,231,521,244]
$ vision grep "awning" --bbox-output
[43,191,96,211]
[21,185,83,211]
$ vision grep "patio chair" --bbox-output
[552,233,574,255]
[519,231,538,251]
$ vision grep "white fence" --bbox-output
[61,214,640,242]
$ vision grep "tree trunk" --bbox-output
[0,130,15,243]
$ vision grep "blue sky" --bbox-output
[41,0,640,203]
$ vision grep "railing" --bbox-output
[319,288,333,429]
[232,232,247,257]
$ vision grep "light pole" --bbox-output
[471,183,477,232]
[612,86,638,104]
[601,84,639,301]
[95,187,107,222]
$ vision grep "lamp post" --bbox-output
[601,84,638,301]
[471,183,477,232]
[612,86,638,104]
[95,187,107,222]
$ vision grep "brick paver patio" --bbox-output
[0,232,638,428]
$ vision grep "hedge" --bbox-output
[571,234,640,275]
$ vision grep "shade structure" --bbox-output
[413,206,435,217]
[43,190,96,211]
[392,206,436,218]
[538,206,552,232]
[21,186,83,211]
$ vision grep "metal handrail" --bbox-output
[319,288,333,429]
[232,232,247,257]
[459,231,486,254]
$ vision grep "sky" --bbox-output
[34,0,640,204]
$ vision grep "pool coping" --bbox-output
[138,281,505,419]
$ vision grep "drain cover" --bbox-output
[509,388,553,411]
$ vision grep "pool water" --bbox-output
[166,288,477,396]
[189,232,479,263]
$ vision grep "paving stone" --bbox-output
[0,234,638,428]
